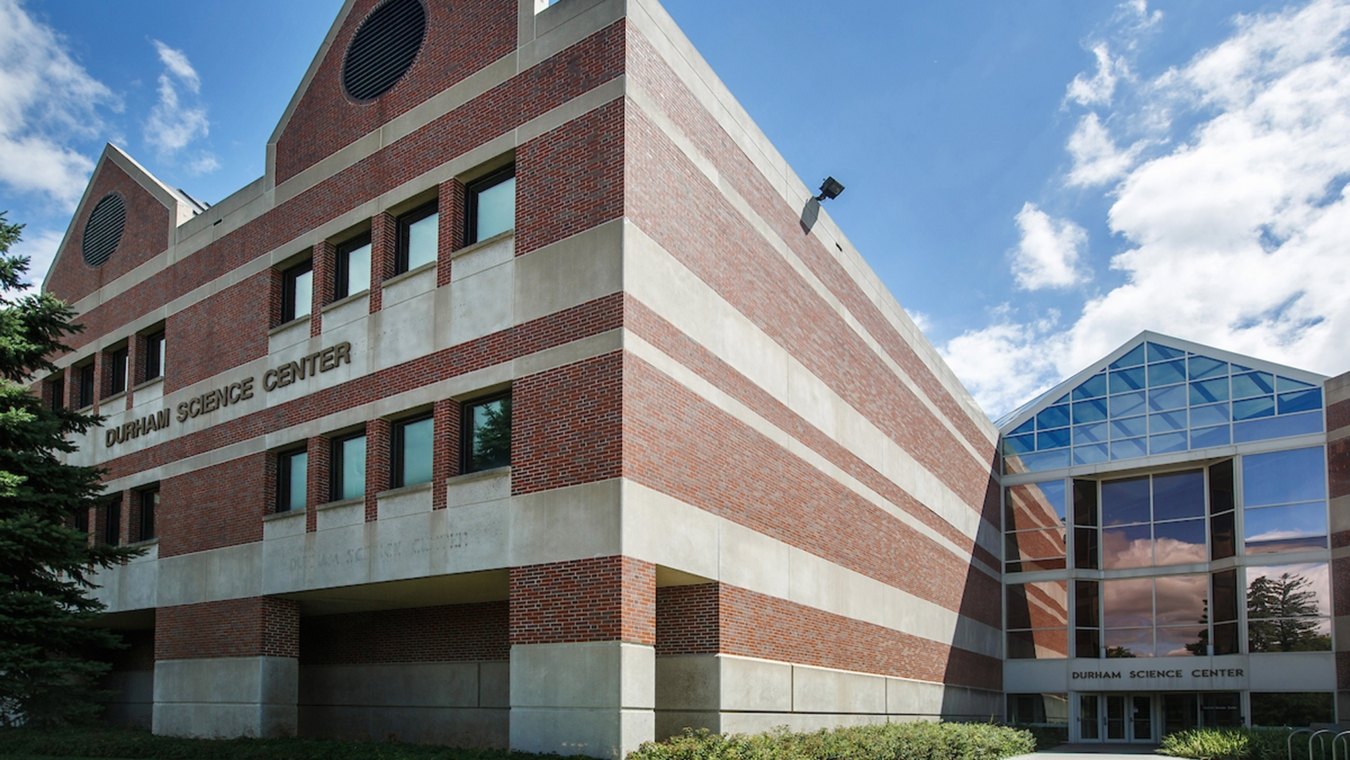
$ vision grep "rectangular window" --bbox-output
[46,375,64,411]
[72,505,89,535]
[276,447,308,512]
[103,498,121,546]
[391,414,433,487]
[108,346,129,395]
[143,330,165,382]
[462,392,511,473]
[334,233,372,300]
[135,487,158,542]
[466,165,515,244]
[331,433,366,502]
[76,362,96,408]
[281,259,313,323]
[395,201,438,274]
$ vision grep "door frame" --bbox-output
[1074,693,1157,744]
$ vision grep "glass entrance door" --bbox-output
[1077,694,1156,743]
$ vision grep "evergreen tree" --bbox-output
[0,212,140,725]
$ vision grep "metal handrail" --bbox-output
[1292,729,1315,760]
[1331,730,1350,760]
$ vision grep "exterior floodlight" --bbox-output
[815,176,845,202]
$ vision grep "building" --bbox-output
[37,0,1005,756]
[999,331,1350,743]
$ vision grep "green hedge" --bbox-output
[0,726,585,760]
[1159,728,1296,760]
[627,722,1036,760]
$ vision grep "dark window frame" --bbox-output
[103,497,121,546]
[108,345,129,395]
[134,486,158,542]
[461,391,512,474]
[394,200,439,275]
[72,504,89,535]
[334,233,372,300]
[330,432,367,502]
[76,362,96,408]
[465,164,515,245]
[276,446,308,513]
[280,258,314,324]
[47,374,65,411]
[142,329,165,382]
[391,412,434,488]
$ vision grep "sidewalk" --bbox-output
[1009,745,1183,759]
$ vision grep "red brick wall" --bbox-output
[159,454,266,557]
[45,162,172,306]
[1328,377,1349,690]
[622,352,1000,629]
[156,597,299,660]
[299,602,509,664]
[655,583,719,656]
[509,556,655,645]
[60,23,625,357]
[511,350,623,495]
[517,99,624,255]
[274,0,518,184]
[164,271,270,393]
[718,584,1000,690]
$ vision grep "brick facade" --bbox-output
[157,597,299,660]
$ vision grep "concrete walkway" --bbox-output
[1009,745,1185,759]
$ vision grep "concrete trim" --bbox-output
[621,236,999,556]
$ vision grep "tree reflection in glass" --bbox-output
[1246,564,1332,652]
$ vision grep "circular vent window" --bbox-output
[342,0,427,101]
[81,193,126,267]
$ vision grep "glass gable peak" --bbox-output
[1003,341,1324,474]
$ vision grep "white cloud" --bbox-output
[144,39,210,160]
[186,152,220,175]
[1010,203,1089,290]
[949,0,1350,418]
[940,311,1068,420]
[0,0,117,207]
[1066,43,1128,107]
[1066,113,1144,187]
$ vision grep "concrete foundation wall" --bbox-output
[153,656,298,738]
[103,669,154,729]
[654,654,1001,740]
[298,661,509,747]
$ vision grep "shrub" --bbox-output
[1159,727,1294,760]
[627,721,1036,760]
[0,726,587,760]
[1006,724,1067,750]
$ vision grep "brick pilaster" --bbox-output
[509,556,655,646]
[368,212,396,313]
[432,398,460,510]
[306,435,330,534]
[364,418,391,522]
[438,179,465,286]
[124,335,139,410]
[312,240,335,336]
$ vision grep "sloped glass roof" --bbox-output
[1003,339,1324,475]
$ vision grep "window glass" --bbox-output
[278,449,307,512]
[1246,563,1331,652]
[109,347,129,395]
[47,375,64,411]
[1004,480,1066,532]
[104,498,121,546]
[1152,470,1204,521]
[1005,581,1069,660]
[1101,477,1149,526]
[1250,693,1334,728]
[1098,574,1209,657]
[144,330,165,381]
[1007,694,1069,727]
[1103,578,1153,629]
[1102,524,1151,569]
[1242,447,1326,507]
[282,260,313,322]
[468,168,515,243]
[335,235,371,299]
[395,415,433,487]
[77,363,96,407]
[463,393,511,472]
[397,202,438,273]
[137,488,158,542]
[1154,519,1206,565]
[334,434,366,501]
[1244,504,1327,554]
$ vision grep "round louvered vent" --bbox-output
[81,193,126,267]
[342,0,427,101]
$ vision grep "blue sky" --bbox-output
[3,0,1348,419]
